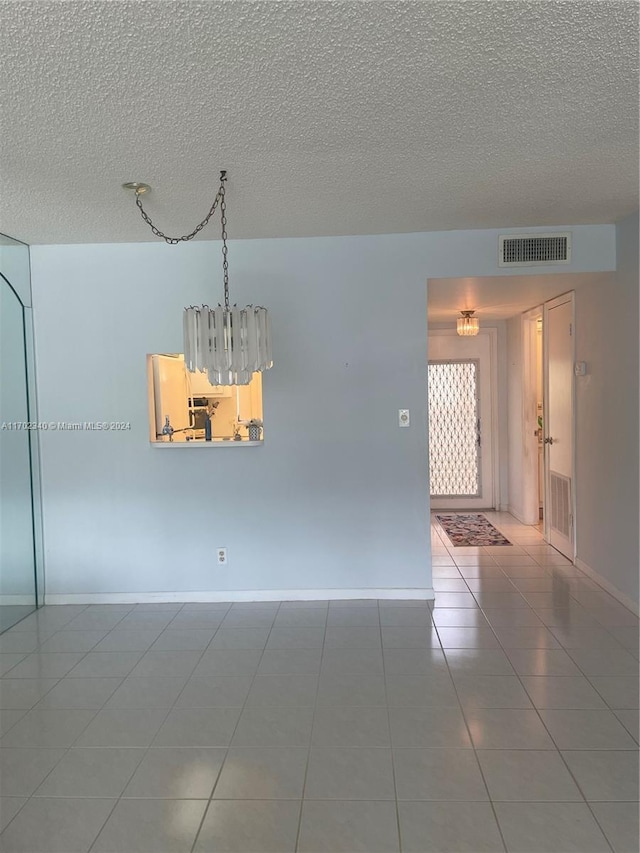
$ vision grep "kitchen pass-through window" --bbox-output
[147,353,264,444]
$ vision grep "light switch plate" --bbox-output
[574,361,587,376]
[399,409,410,427]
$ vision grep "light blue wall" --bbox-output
[575,212,639,605]
[30,224,615,598]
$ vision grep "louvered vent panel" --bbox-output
[499,233,571,266]
[550,472,571,537]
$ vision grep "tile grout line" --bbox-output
[0,603,135,840]
[0,706,106,844]
[0,602,90,640]
[83,750,151,853]
[27,601,203,853]
[0,600,223,849]
[488,647,619,853]
[1,604,144,694]
[377,598,404,853]
[445,531,620,853]
[98,601,226,852]
[1,604,108,679]
[150,599,230,712]
[0,517,636,852]
[85,602,199,853]
[189,600,292,853]
[438,515,623,852]
[0,617,131,835]
[430,609,509,853]
[292,604,327,853]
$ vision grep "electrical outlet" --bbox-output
[217,548,227,566]
[399,409,410,427]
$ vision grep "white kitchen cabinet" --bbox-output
[151,355,190,440]
[185,365,233,397]
[148,352,263,445]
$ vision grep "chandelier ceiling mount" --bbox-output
[123,170,272,385]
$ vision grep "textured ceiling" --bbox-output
[1,1,638,245]
[428,272,613,322]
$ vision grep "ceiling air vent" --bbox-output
[499,232,571,267]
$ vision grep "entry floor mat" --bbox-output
[436,513,512,546]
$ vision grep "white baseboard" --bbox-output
[575,558,640,616]
[0,595,36,605]
[507,505,528,525]
[45,588,435,605]
[507,505,542,526]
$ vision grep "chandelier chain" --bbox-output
[133,173,226,245]
[219,177,230,310]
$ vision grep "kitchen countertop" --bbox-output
[151,439,263,447]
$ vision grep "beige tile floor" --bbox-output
[0,512,637,851]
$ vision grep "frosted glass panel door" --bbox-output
[428,330,495,510]
[428,360,480,497]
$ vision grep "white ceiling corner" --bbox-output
[0,0,638,245]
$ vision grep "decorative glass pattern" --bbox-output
[428,360,480,497]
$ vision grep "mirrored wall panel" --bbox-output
[0,233,40,631]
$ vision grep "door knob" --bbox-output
[544,437,554,445]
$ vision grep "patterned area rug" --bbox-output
[436,514,512,546]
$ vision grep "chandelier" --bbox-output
[456,310,479,336]
[124,171,272,385]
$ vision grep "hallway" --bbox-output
[0,513,637,852]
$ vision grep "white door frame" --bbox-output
[543,291,577,559]
[521,294,577,556]
[520,306,544,525]
[428,327,500,510]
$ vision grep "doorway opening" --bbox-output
[535,317,544,522]
[428,328,498,511]
[521,293,576,560]
[522,308,544,525]
[428,359,481,500]
[427,272,600,560]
